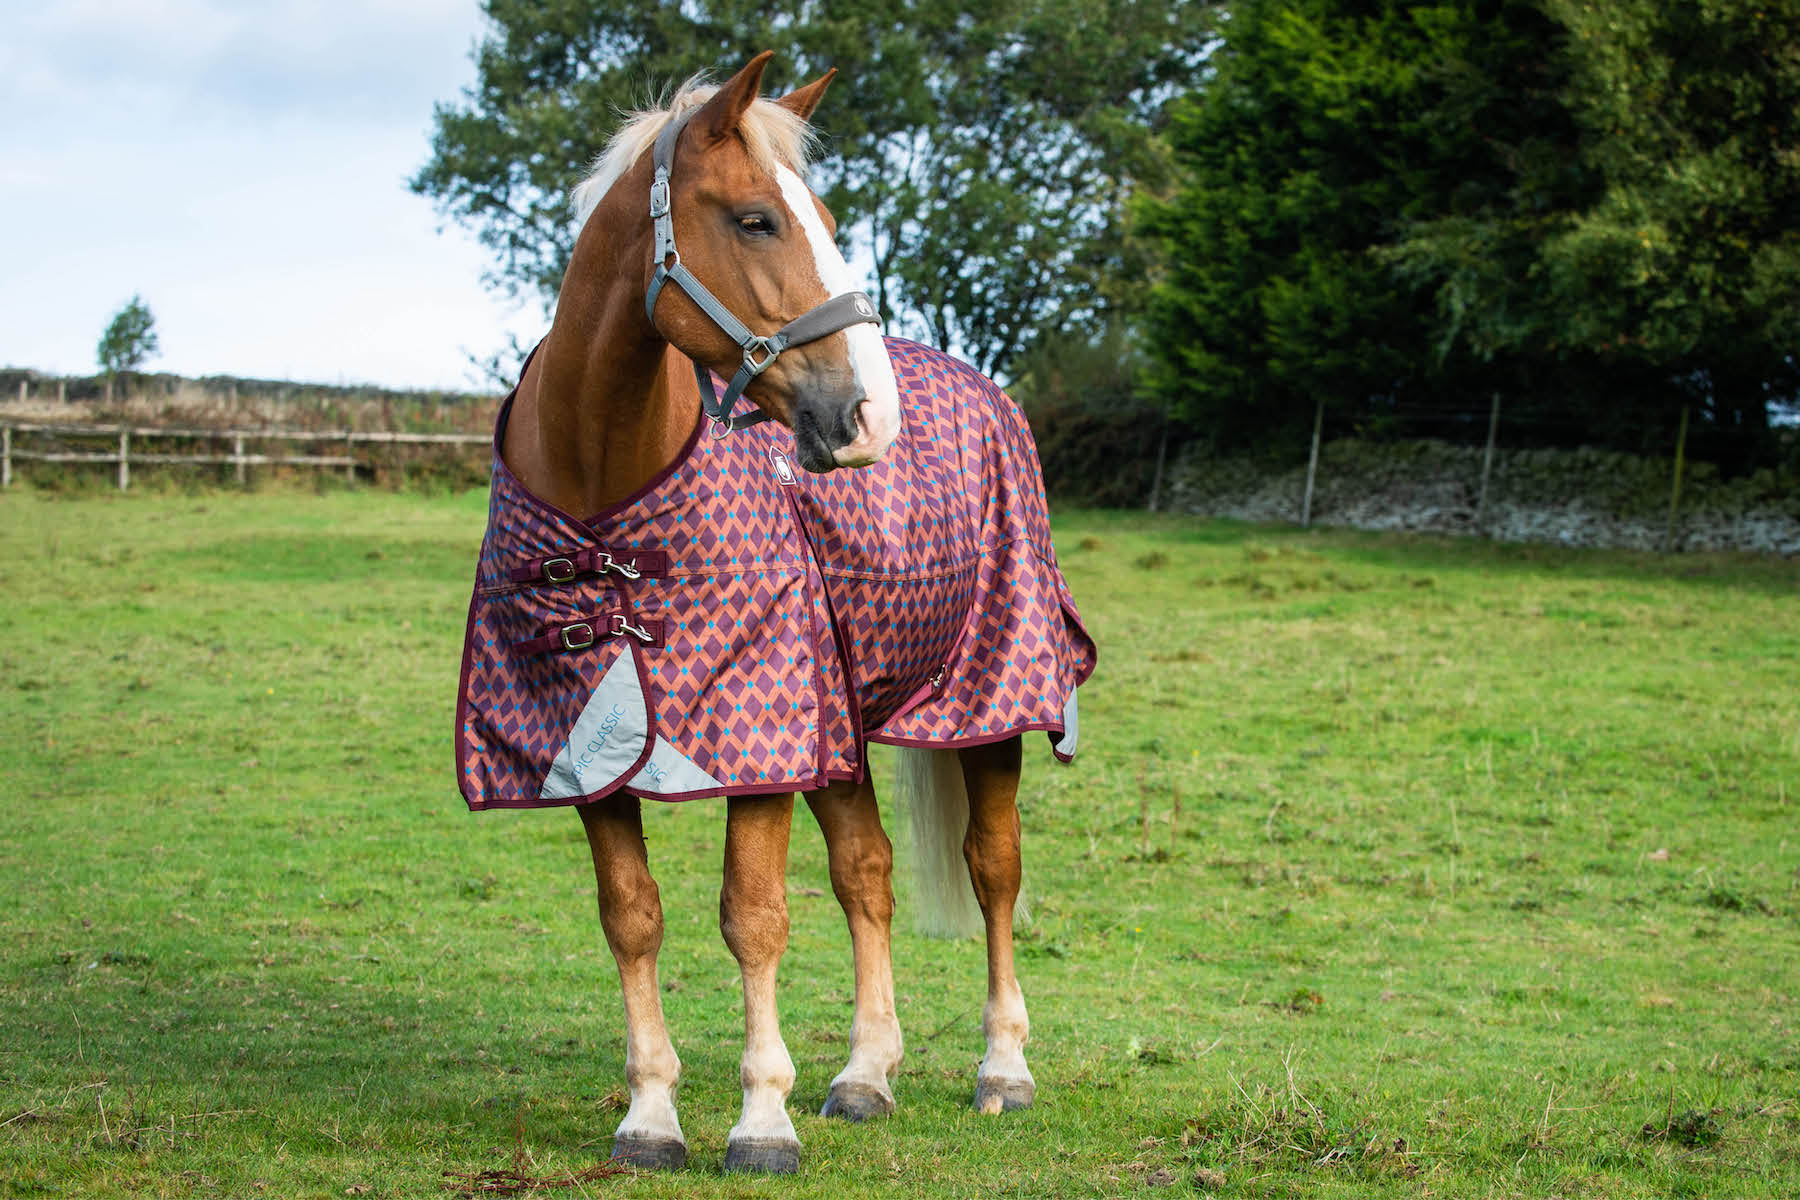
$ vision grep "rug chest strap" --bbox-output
[514,611,664,657]
[508,547,668,586]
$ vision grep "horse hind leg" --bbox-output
[959,735,1035,1114]
[577,799,686,1169]
[720,794,803,1173]
[805,777,902,1122]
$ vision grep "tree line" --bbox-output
[415,0,1800,486]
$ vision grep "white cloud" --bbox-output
[0,1,549,391]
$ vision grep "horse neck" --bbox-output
[502,189,694,518]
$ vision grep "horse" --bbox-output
[453,52,1094,1174]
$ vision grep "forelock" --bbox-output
[569,77,819,225]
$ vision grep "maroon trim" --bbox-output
[1058,593,1100,690]
[870,719,1071,755]
[453,585,485,811]
[582,402,706,527]
[490,442,600,539]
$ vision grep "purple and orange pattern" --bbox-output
[457,338,1096,810]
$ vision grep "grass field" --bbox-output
[2,486,1797,1199]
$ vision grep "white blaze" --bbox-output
[773,166,901,466]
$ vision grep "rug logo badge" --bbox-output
[770,447,797,486]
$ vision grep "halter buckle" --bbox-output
[543,556,576,583]
[560,622,595,651]
[743,338,779,374]
[648,178,671,219]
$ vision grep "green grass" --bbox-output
[2,488,1797,1199]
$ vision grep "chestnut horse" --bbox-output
[495,54,1043,1173]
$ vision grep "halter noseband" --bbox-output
[644,113,882,434]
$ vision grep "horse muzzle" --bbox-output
[790,382,901,473]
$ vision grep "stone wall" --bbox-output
[1164,438,1800,555]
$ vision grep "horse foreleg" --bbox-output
[959,735,1034,1114]
[720,793,801,1173]
[805,777,902,1121]
[577,799,686,1169]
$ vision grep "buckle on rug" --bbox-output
[543,557,577,584]
[560,622,596,651]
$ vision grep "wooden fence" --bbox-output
[0,422,491,490]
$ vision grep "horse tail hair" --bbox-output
[895,747,996,938]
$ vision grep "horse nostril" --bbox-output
[795,395,858,450]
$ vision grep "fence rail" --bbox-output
[0,421,491,490]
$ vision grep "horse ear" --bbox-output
[775,67,837,121]
[694,50,775,144]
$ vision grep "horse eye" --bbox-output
[737,214,775,236]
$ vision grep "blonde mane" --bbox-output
[570,78,819,225]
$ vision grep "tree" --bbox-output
[97,295,159,378]
[1134,0,1585,451]
[1390,0,1800,458]
[1532,0,1800,448]
[412,0,1212,377]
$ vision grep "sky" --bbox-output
[1,0,547,392]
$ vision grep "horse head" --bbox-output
[633,53,901,473]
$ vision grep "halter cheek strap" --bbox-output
[644,113,882,433]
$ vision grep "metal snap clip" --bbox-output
[600,552,641,580]
[608,614,655,644]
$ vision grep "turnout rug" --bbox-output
[456,337,1097,809]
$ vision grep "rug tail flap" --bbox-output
[1051,689,1079,761]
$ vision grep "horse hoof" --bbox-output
[821,1081,896,1122]
[973,1077,1034,1114]
[611,1134,687,1170]
[723,1137,801,1174]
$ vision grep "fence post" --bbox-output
[58,379,66,404]
[16,381,25,405]
[1147,417,1169,513]
[1663,405,1689,552]
[2,424,10,489]
[345,431,357,482]
[1475,391,1501,532]
[234,434,246,485]
[118,429,130,491]
[1300,397,1324,528]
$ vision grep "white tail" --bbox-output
[894,748,983,937]
[893,747,1027,938]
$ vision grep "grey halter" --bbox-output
[644,112,882,434]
